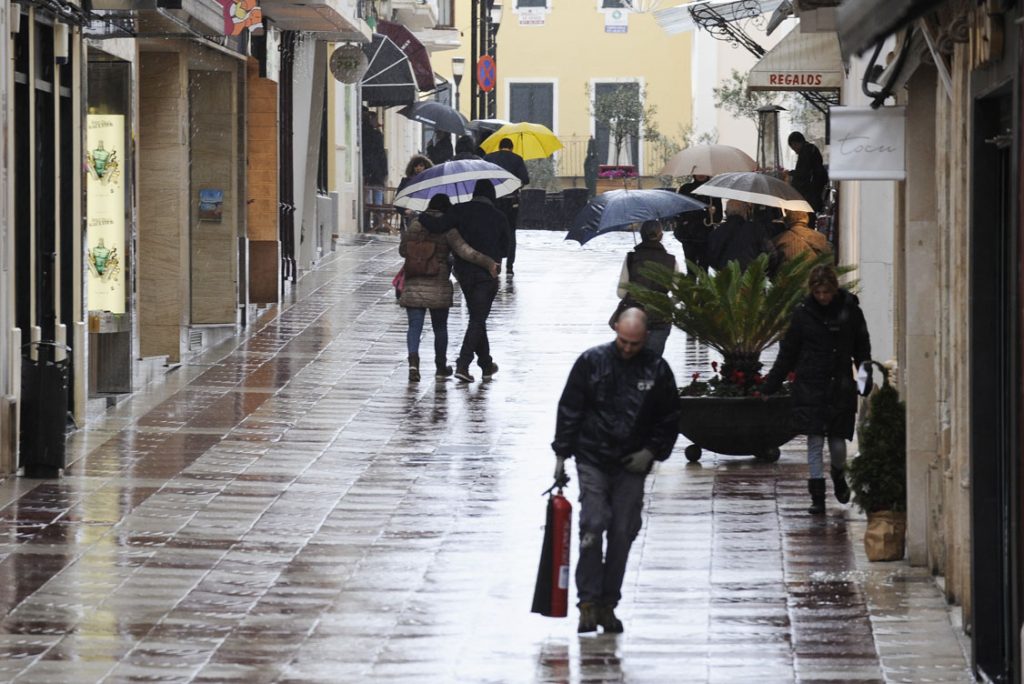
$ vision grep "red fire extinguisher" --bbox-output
[531,484,573,618]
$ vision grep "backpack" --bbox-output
[404,237,440,277]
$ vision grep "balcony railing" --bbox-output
[554,136,681,181]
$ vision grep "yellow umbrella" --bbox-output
[480,122,563,160]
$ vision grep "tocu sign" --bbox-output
[828,106,906,181]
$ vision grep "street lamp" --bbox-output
[451,56,465,113]
[487,2,502,119]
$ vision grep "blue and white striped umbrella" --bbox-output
[392,159,522,211]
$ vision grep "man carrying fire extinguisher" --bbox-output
[551,308,680,634]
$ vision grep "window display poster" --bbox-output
[86,114,126,314]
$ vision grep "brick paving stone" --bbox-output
[0,232,973,683]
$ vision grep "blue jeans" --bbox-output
[646,327,670,357]
[575,461,647,607]
[806,434,847,479]
[406,308,450,364]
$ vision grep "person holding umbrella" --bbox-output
[705,200,775,272]
[426,131,454,165]
[395,155,433,231]
[484,138,530,280]
[445,180,509,383]
[674,174,722,269]
[612,220,678,356]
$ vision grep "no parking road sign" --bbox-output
[477,55,496,92]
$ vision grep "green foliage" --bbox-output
[848,363,907,513]
[526,157,557,192]
[587,83,660,165]
[627,251,834,369]
[712,69,784,124]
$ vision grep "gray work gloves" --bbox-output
[553,456,569,486]
[621,448,655,474]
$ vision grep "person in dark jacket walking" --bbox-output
[673,174,721,268]
[762,264,871,514]
[426,130,454,166]
[552,308,680,634]
[445,180,509,382]
[787,132,828,216]
[399,194,498,382]
[614,220,678,356]
[453,135,481,160]
[362,111,388,206]
[484,138,530,279]
[705,200,773,272]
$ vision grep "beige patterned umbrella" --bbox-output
[659,144,757,177]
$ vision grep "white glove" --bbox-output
[621,448,655,474]
[553,456,568,485]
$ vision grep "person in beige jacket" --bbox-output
[773,211,832,266]
[399,194,498,381]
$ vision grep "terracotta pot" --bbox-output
[864,510,907,561]
[678,395,796,462]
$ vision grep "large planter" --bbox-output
[678,395,796,462]
[864,511,906,561]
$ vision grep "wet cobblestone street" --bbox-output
[0,231,972,683]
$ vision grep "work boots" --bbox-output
[596,603,624,633]
[408,354,420,383]
[807,478,826,515]
[577,602,599,634]
[435,359,453,380]
[831,466,851,504]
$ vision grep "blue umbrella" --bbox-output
[393,159,522,211]
[567,189,706,245]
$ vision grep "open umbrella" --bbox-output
[480,122,563,160]
[692,172,814,212]
[399,101,470,136]
[467,118,510,134]
[393,159,522,211]
[659,144,757,178]
[567,189,706,245]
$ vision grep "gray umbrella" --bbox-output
[399,101,471,136]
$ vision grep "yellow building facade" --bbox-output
[444,2,693,184]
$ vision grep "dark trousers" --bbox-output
[457,278,499,370]
[497,197,519,270]
[575,461,646,607]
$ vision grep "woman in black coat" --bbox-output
[763,264,871,514]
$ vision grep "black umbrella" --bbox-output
[567,189,705,245]
[399,101,470,136]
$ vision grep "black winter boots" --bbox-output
[408,354,420,382]
[831,466,851,504]
[807,478,826,515]
[435,359,453,380]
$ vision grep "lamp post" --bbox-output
[487,2,502,119]
[756,104,786,176]
[451,56,465,113]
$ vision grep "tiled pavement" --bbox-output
[0,232,973,683]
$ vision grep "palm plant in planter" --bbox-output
[847,361,907,561]
[629,251,835,461]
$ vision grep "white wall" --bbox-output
[690,18,794,159]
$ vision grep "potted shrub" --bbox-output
[847,361,907,561]
[630,251,834,462]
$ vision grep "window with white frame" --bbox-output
[509,82,554,130]
[593,82,640,167]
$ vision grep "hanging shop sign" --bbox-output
[86,115,126,314]
[828,106,906,181]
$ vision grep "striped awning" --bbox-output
[747,24,844,92]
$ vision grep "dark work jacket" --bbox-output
[705,214,771,272]
[624,242,676,330]
[791,143,827,212]
[552,342,680,473]
[446,197,509,285]
[483,150,530,186]
[763,290,871,439]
